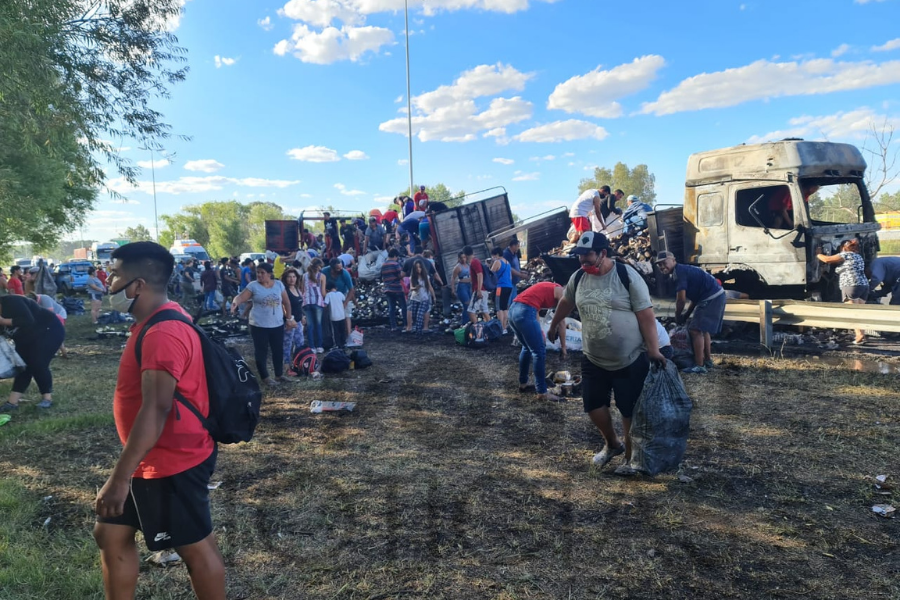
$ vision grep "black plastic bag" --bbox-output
[629,361,692,475]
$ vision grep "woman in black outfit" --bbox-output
[0,295,66,411]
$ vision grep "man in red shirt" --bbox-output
[463,245,491,324]
[93,241,225,600]
[414,185,429,211]
[7,266,24,295]
[97,262,109,287]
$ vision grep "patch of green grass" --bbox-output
[0,478,102,600]
[0,413,113,439]
[879,239,900,254]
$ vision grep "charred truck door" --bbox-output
[726,180,807,290]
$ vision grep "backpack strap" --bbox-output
[572,262,631,293]
[133,309,209,428]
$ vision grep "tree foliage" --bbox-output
[158,200,293,257]
[579,163,657,205]
[120,224,154,242]
[0,0,187,261]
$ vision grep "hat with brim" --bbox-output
[571,231,610,255]
[653,250,676,263]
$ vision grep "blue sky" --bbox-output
[85,0,900,243]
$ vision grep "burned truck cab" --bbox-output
[682,140,880,300]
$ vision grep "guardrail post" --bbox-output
[759,300,773,348]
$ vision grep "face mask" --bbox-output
[580,252,604,275]
[109,279,139,313]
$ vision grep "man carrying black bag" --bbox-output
[548,232,666,474]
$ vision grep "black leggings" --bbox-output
[249,324,285,380]
[13,319,66,395]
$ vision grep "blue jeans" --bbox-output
[508,302,547,394]
[385,292,407,330]
[204,291,220,311]
[456,283,472,306]
[303,305,324,349]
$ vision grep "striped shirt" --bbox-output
[381,260,403,294]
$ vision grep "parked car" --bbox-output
[55,260,94,296]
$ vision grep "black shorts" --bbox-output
[497,287,513,311]
[98,448,217,551]
[581,353,649,419]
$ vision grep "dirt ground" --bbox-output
[1,318,899,599]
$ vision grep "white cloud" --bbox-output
[258,16,274,30]
[641,57,900,115]
[872,38,900,52]
[379,63,534,142]
[287,145,341,162]
[184,159,225,173]
[334,183,366,196]
[343,150,369,160]
[562,152,574,157]
[513,120,609,143]
[547,55,665,118]
[397,159,409,166]
[107,176,301,196]
[747,107,900,143]
[394,95,404,103]
[512,171,540,181]
[273,24,394,64]
[831,44,851,58]
[530,155,555,161]
[484,127,507,138]
[855,0,887,3]
[214,55,237,68]
[136,158,170,169]
[493,157,514,165]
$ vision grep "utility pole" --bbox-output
[404,0,414,199]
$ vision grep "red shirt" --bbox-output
[97,270,108,286]
[514,282,561,310]
[414,191,429,211]
[469,258,484,292]
[7,276,23,295]
[383,210,399,224]
[114,302,213,479]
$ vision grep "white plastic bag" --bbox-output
[347,327,364,347]
[541,311,583,352]
[357,250,387,281]
[0,339,26,380]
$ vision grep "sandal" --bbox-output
[0,402,19,412]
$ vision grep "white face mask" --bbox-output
[109,279,139,313]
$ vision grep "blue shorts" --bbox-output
[690,292,726,334]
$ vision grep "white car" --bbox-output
[239,252,266,263]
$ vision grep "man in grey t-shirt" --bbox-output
[548,232,665,473]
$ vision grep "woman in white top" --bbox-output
[231,262,295,386]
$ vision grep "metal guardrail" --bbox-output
[652,298,900,347]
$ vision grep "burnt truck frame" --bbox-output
[649,140,880,301]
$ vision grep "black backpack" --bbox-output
[321,349,351,373]
[350,349,373,369]
[135,309,261,444]
[483,318,503,341]
[481,264,498,293]
[464,322,488,348]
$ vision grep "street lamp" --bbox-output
[139,145,161,242]
[404,0,414,199]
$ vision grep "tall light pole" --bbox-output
[404,0,414,199]
[149,148,160,242]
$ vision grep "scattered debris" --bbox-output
[871,504,896,518]
[207,481,223,490]
[678,475,694,484]
[42,495,53,502]
[42,516,51,527]
[310,401,356,413]
[146,551,181,566]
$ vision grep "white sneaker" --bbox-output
[592,443,625,468]
[316,347,324,353]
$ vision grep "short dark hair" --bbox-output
[326,282,336,292]
[111,242,175,289]
[508,238,520,247]
[10,266,21,274]
[204,261,212,269]
[388,248,399,258]
[491,247,503,257]
[600,185,611,193]
[242,258,253,266]
[87,266,96,275]
[614,188,624,196]
[256,262,274,274]
[462,245,474,256]
[329,258,341,268]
